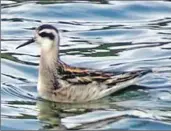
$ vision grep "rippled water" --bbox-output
[1,0,171,130]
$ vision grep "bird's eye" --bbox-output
[39,32,55,40]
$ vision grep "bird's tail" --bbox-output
[132,69,152,78]
[97,69,152,100]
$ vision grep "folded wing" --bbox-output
[57,60,150,86]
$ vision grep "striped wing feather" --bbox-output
[57,60,149,86]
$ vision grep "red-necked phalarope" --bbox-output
[16,24,151,103]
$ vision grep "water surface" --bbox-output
[1,0,171,130]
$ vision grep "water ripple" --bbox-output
[1,0,171,130]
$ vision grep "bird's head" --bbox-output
[16,24,60,51]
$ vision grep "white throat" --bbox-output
[41,39,54,52]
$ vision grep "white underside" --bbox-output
[37,76,139,103]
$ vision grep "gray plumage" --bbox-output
[16,24,151,103]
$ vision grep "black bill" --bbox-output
[16,38,35,49]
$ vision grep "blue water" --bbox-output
[1,0,171,130]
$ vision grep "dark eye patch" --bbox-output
[39,32,55,40]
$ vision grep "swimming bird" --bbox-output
[16,24,150,103]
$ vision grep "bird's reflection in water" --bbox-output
[36,97,112,129]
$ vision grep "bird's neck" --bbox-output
[38,45,59,95]
[40,46,58,67]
